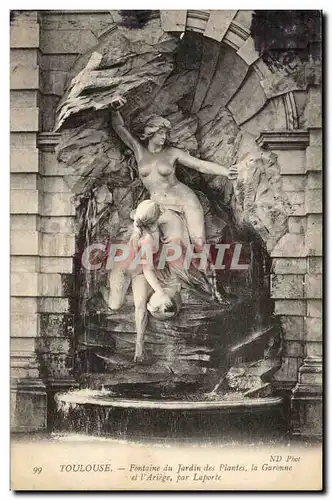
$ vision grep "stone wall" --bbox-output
[10,10,322,436]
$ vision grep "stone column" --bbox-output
[292,86,323,439]
[256,131,310,396]
[10,11,47,431]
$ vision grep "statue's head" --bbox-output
[129,200,161,250]
[140,115,171,148]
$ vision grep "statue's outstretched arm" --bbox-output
[173,148,238,180]
[110,96,143,162]
[111,110,143,161]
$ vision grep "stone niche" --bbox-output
[51,19,293,401]
[11,10,322,438]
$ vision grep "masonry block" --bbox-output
[10,64,39,90]
[282,175,305,192]
[305,86,322,128]
[10,190,39,214]
[236,36,260,65]
[11,256,39,273]
[40,257,73,274]
[280,316,304,341]
[10,24,39,48]
[305,274,322,299]
[274,357,300,382]
[10,231,40,255]
[307,172,322,190]
[41,233,75,257]
[10,48,38,67]
[271,274,304,299]
[11,173,37,190]
[307,257,322,274]
[204,10,236,42]
[40,273,63,297]
[10,90,38,108]
[40,216,74,234]
[309,129,322,146]
[272,258,306,275]
[11,313,39,337]
[278,150,305,175]
[11,214,37,231]
[288,216,306,234]
[11,272,38,296]
[305,146,323,172]
[38,298,70,314]
[286,192,305,216]
[10,148,39,173]
[40,313,74,338]
[40,152,65,176]
[10,108,39,132]
[307,299,322,318]
[284,340,304,358]
[160,10,187,32]
[11,297,38,314]
[41,176,71,193]
[305,317,322,341]
[274,299,306,317]
[306,341,323,358]
[41,193,75,216]
[40,29,97,54]
[305,189,322,214]
[271,234,306,258]
[11,132,37,150]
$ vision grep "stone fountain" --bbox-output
[51,19,291,439]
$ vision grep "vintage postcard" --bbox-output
[10,9,323,491]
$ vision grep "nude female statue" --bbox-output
[110,95,238,252]
[108,199,184,363]
[107,96,238,363]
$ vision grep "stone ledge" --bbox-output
[256,130,309,151]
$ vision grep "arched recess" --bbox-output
[48,10,298,399]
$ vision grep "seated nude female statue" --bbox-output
[110,95,238,252]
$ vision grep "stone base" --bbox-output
[291,357,323,439]
[11,378,47,432]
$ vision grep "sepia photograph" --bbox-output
[9,8,323,491]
